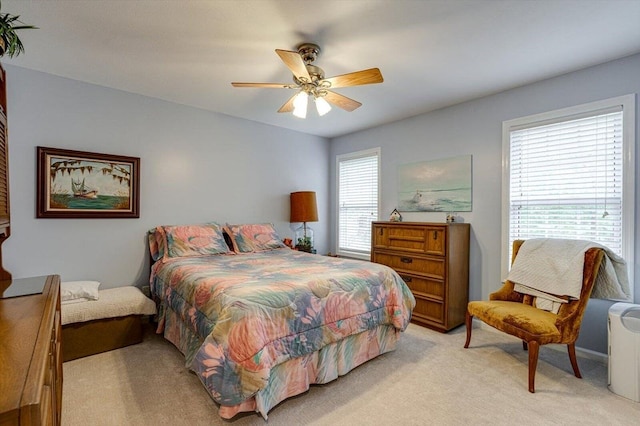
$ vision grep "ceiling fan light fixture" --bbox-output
[293,91,308,118]
[232,43,384,116]
[315,96,332,116]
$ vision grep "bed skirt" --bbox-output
[158,305,400,419]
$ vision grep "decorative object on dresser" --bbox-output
[290,191,318,253]
[36,147,140,219]
[371,221,470,332]
[389,208,402,222]
[0,275,62,425]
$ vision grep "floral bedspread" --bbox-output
[150,248,415,406]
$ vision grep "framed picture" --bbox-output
[398,155,472,212]
[37,147,140,218]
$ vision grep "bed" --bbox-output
[148,223,416,419]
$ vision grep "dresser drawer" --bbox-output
[373,224,446,255]
[397,273,444,299]
[413,298,444,323]
[387,226,428,252]
[423,227,446,256]
[374,252,445,279]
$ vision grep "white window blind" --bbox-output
[337,148,379,258]
[509,108,623,258]
[502,95,635,295]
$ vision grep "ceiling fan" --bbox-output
[231,43,383,118]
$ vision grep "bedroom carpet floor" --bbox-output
[62,322,640,425]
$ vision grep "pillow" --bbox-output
[61,281,100,304]
[162,223,230,259]
[225,223,287,253]
[148,227,166,261]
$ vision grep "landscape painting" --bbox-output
[398,155,472,212]
[37,147,140,218]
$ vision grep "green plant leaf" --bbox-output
[0,3,37,57]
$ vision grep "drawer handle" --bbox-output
[401,276,412,283]
[400,257,413,263]
[433,232,438,240]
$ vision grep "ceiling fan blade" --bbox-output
[277,93,297,113]
[323,90,362,112]
[323,68,383,89]
[275,49,311,81]
[231,82,291,88]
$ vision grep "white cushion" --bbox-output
[61,281,100,304]
[61,286,156,325]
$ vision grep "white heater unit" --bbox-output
[608,302,640,402]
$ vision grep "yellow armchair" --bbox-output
[464,240,605,392]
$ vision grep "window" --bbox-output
[336,148,380,259]
[502,95,635,292]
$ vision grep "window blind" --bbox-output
[509,108,624,257]
[337,150,379,256]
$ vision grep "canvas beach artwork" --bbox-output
[398,155,472,212]
[37,147,140,218]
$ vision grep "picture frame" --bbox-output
[37,146,140,218]
[397,155,472,212]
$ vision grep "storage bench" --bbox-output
[61,286,156,361]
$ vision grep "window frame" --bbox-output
[501,94,635,296]
[335,147,381,260]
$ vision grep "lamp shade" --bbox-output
[290,191,318,222]
[315,96,332,116]
[292,91,308,119]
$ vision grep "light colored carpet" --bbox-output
[62,323,640,425]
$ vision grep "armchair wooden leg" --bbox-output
[528,340,539,393]
[523,341,528,351]
[568,343,582,378]
[464,310,473,348]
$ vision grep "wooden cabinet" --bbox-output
[0,275,62,425]
[0,64,11,281]
[371,222,470,332]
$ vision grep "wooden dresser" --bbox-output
[0,275,62,426]
[371,222,470,332]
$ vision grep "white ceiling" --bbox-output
[3,0,640,138]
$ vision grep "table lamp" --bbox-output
[290,191,318,253]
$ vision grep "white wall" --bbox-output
[330,53,640,354]
[3,65,330,288]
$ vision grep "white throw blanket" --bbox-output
[507,239,631,313]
